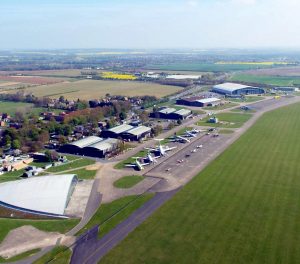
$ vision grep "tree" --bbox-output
[38,131,50,144]
[119,111,127,121]
[167,122,175,130]
[11,139,21,149]
[152,125,163,137]
[3,135,11,148]
[45,150,59,162]
[139,111,149,123]
[59,95,65,103]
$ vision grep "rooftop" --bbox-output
[86,138,119,151]
[0,174,78,216]
[108,124,133,134]
[158,108,177,114]
[213,82,255,92]
[126,126,151,136]
[174,109,192,116]
[197,98,221,104]
[166,74,201,80]
[71,136,103,148]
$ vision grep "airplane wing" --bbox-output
[125,164,136,168]
[165,146,177,151]
[140,162,150,166]
[145,147,157,151]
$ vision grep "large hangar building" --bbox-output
[59,136,120,158]
[101,124,151,141]
[0,174,78,218]
[212,82,265,96]
[150,107,192,120]
[176,97,221,107]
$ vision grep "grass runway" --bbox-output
[100,102,300,264]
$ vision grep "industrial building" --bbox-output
[176,97,221,107]
[212,82,265,96]
[101,124,151,141]
[0,174,78,218]
[273,87,299,93]
[150,107,192,120]
[59,136,120,158]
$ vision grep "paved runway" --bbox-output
[70,189,179,264]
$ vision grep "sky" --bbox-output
[1,0,300,50]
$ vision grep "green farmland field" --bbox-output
[197,112,252,128]
[101,103,300,264]
[230,74,300,86]
[146,63,274,72]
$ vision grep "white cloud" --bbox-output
[231,0,257,5]
[186,0,199,7]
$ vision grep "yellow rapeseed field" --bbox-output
[101,72,137,80]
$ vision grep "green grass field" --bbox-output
[197,112,252,128]
[0,101,61,116]
[58,168,97,180]
[77,194,154,238]
[230,74,300,86]
[46,158,95,173]
[228,96,265,103]
[18,80,182,100]
[113,176,145,189]
[0,249,40,263]
[114,150,148,169]
[33,246,71,264]
[0,218,79,243]
[100,102,300,264]
[0,169,25,183]
[146,63,275,72]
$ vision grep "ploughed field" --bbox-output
[15,79,182,100]
[101,102,300,264]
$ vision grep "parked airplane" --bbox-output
[146,139,177,156]
[125,157,149,171]
[145,152,158,164]
[169,135,191,143]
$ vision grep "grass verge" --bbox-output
[0,249,40,263]
[58,168,97,180]
[0,218,79,243]
[197,112,252,128]
[46,158,95,173]
[77,194,154,238]
[33,246,71,264]
[113,176,145,189]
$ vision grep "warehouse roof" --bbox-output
[85,138,119,151]
[213,82,254,92]
[0,175,78,216]
[70,136,103,148]
[126,126,151,136]
[166,74,201,80]
[197,98,221,104]
[174,109,192,116]
[158,108,177,114]
[108,124,133,134]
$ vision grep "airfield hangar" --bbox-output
[212,82,265,96]
[101,124,151,141]
[59,136,120,158]
[0,174,78,219]
[150,107,192,120]
[176,97,221,107]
